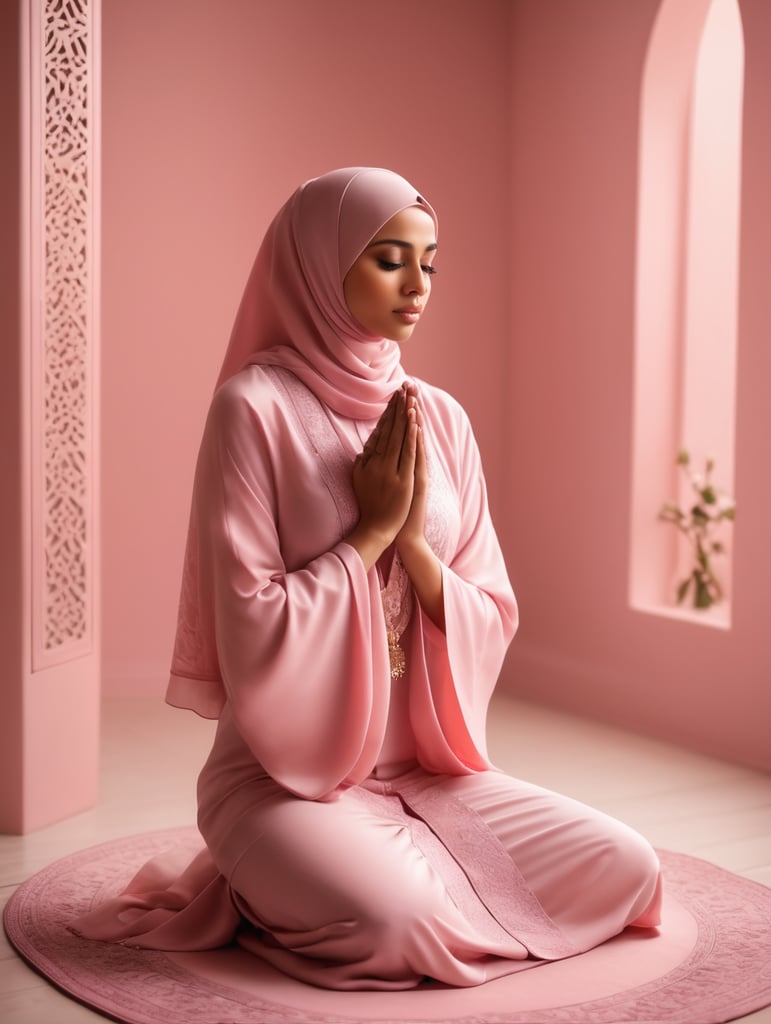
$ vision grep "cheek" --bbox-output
[357,274,389,312]
[345,267,373,308]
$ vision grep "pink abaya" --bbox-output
[70,168,661,990]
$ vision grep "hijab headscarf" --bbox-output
[215,167,438,420]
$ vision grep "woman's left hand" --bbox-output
[396,389,428,551]
[395,388,445,629]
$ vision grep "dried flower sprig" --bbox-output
[658,450,735,609]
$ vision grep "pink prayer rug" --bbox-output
[4,827,771,1024]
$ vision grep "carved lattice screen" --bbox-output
[30,0,98,668]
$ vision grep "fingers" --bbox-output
[379,394,401,456]
[403,393,419,452]
[360,384,421,472]
[414,402,425,462]
[386,402,409,464]
[361,391,398,462]
[351,385,427,547]
[394,389,422,474]
[361,388,403,460]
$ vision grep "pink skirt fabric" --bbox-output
[72,766,661,991]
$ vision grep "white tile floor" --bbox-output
[2,693,770,1023]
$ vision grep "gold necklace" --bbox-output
[378,549,412,679]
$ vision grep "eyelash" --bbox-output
[377,259,437,275]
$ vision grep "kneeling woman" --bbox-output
[72,167,661,990]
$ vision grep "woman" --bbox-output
[73,167,661,990]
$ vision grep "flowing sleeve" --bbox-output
[409,388,518,775]
[178,373,391,801]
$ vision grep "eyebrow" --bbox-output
[365,238,438,253]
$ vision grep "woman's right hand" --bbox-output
[346,387,417,570]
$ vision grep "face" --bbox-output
[343,206,437,342]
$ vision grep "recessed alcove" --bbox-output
[629,0,743,629]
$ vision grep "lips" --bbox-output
[394,306,423,323]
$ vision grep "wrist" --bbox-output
[345,523,393,571]
[396,534,438,582]
[396,530,429,560]
[396,536,445,631]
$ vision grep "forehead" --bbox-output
[369,206,437,247]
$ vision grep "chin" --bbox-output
[394,327,418,344]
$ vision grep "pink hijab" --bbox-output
[215,167,438,420]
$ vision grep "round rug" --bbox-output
[4,827,770,1024]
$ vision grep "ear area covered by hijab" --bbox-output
[215,167,438,420]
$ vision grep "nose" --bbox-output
[403,260,429,296]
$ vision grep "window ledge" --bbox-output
[632,599,731,631]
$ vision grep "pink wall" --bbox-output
[100,0,513,695]
[503,0,771,771]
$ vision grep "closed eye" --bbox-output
[377,259,437,275]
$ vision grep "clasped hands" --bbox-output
[347,383,445,628]
[348,383,427,569]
